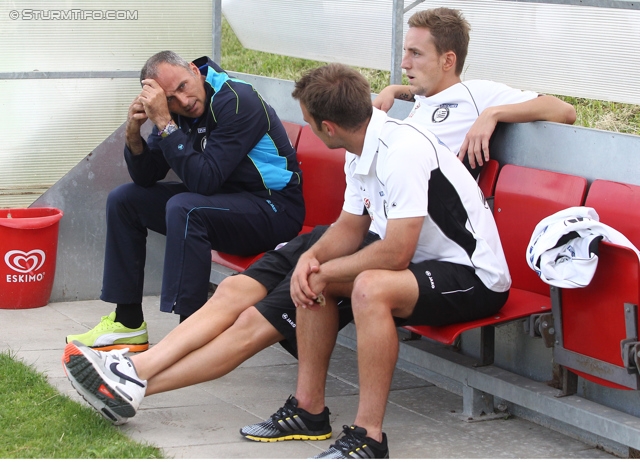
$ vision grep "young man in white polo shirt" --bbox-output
[240,63,510,458]
[374,7,576,172]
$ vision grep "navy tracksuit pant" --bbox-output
[101,182,303,317]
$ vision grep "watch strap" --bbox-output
[159,121,178,138]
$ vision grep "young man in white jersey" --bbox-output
[373,7,576,171]
[239,64,510,458]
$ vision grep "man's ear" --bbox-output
[442,51,457,73]
[322,120,337,137]
[189,62,200,76]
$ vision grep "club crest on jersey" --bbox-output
[432,106,450,123]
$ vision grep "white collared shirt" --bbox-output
[342,108,511,292]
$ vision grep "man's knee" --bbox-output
[352,270,419,320]
[351,270,389,314]
[211,275,267,308]
[233,306,266,330]
[165,192,194,222]
[232,306,282,346]
[106,183,142,212]
[214,274,266,297]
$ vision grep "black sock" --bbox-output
[114,303,143,329]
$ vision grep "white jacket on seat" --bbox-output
[527,206,640,288]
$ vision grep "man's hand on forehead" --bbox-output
[137,79,171,128]
[139,79,164,100]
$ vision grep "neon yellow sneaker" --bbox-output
[66,312,149,352]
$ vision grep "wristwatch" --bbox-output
[159,120,178,138]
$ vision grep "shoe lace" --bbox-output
[107,348,130,360]
[331,425,366,453]
[94,314,116,332]
[270,395,297,421]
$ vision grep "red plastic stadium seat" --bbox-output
[296,125,346,228]
[406,165,587,347]
[559,180,640,389]
[210,252,265,274]
[477,159,499,199]
[211,123,346,273]
[404,288,551,345]
[282,121,302,149]
[584,180,640,244]
[494,165,587,296]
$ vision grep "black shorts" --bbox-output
[242,225,380,358]
[242,225,508,356]
[399,261,509,327]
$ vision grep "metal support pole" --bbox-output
[390,0,404,85]
[212,0,222,64]
[462,384,494,418]
[478,325,495,366]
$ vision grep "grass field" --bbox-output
[220,19,640,136]
[0,351,162,459]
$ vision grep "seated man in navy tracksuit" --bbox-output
[66,51,304,351]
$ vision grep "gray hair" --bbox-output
[140,50,192,81]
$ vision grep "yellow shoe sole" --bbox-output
[243,432,331,443]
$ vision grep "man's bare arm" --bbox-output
[125,98,149,155]
[459,95,576,168]
[372,85,415,112]
[310,217,423,305]
[290,211,371,307]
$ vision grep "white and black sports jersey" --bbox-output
[527,206,640,288]
[342,108,511,293]
[406,80,538,155]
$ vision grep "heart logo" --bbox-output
[4,249,46,274]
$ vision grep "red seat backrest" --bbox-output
[477,159,499,198]
[560,179,640,389]
[282,121,302,149]
[493,164,587,295]
[296,125,346,228]
[585,179,640,246]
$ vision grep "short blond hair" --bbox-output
[408,8,470,76]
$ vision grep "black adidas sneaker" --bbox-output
[240,395,332,442]
[313,425,389,459]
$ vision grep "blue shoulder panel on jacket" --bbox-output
[248,135,293,191]
[205,66,232,92]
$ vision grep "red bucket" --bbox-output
[0,207,64,309]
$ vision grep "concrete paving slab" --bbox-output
[324,394,441,430]
[163,440,325,459]
[138,384,221,411]
[0,297,618,459]
[238,343,298,368]
[328,344,435,391]
[123,399,256,447]
[203,363,359,406]
[0,306,80,351]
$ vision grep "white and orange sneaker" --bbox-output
[62,340,147,425]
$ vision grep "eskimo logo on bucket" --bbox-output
[4,249,46,282]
